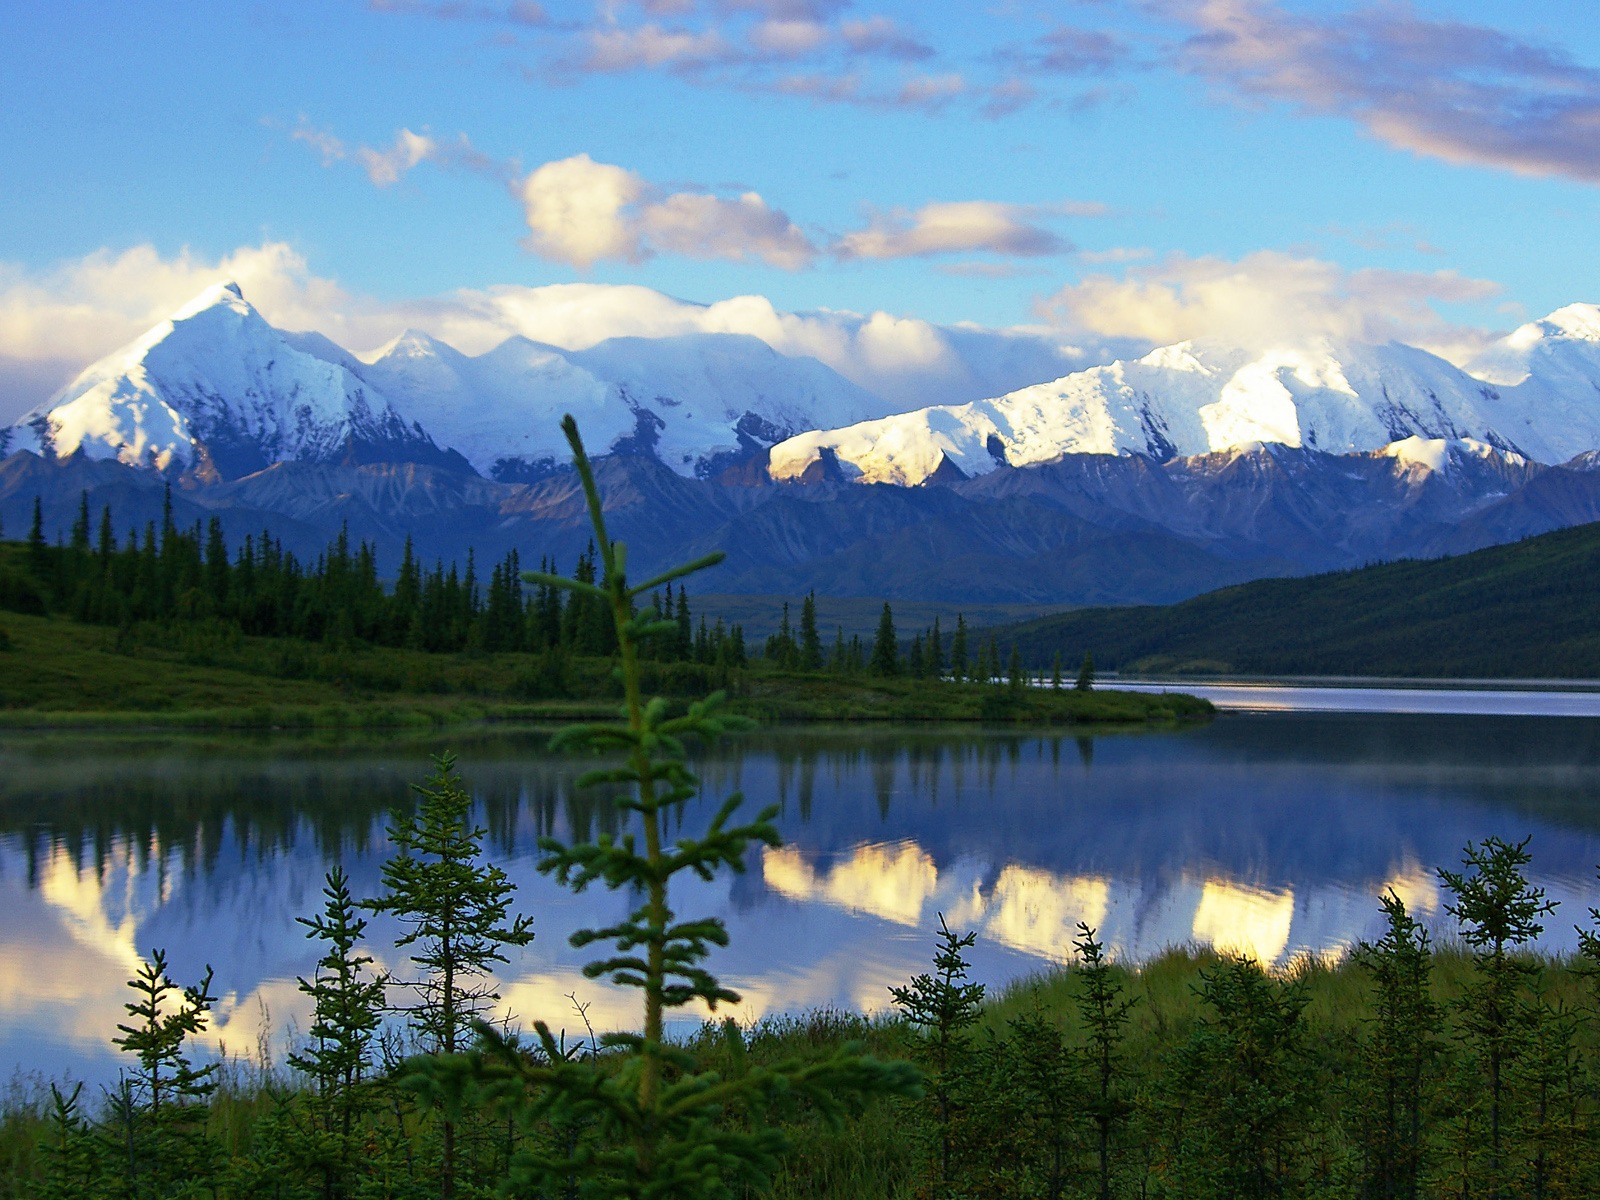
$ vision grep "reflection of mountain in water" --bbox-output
[5,716,1600,1084]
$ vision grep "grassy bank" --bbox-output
[0,610,1210,730]
[6,940,1600,1199]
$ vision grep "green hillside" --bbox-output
[996,520,1600,679]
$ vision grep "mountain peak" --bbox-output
[169,280,250,323]
[1538,303,1600,342]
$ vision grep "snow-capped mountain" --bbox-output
[355,328,891,481]
[769,316,1600,485]
[5,283,894,483]
[7,283,449,479]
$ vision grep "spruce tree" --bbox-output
[1438,836,1557,1199]
[1051,651,1063,690]
[369,752,535,1199]
[1352,890,1437,1200]
[870,601,899,676]
[1076,651,1096,691]
[1167,956,1313,1199]
[111,949,220,1195]
[291,865,388,1197]
[950,615,968,682]
[1074,924,1135,1200]
[414,415,916,1198]
[929,616,944,678]
[891,915,986,1194]
[800,590,824,670]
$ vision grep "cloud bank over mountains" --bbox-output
[0,238,1528,426]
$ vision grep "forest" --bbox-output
[994,518,1600,679]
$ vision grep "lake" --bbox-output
[6,710,1600,1086]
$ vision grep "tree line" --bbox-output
[0,490,748,666]
[2,490,1104,688]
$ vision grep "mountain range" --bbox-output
[6,283,1600,606]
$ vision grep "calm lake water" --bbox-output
[6,711,1600,1086]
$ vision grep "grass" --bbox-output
[0,611,1211,731]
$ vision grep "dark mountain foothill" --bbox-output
[9,437,1600,608]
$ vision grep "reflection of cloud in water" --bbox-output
[498,943,915,1038]
[37,840,147,978]
[1380,859,1440,916]
[1191,879,1296,964]
[764,842,937,927]
[764,842,1112,963]
[984,866,1109,962]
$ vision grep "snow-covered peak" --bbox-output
[8,283,434,477]
[170,279,247,322]
[769,334,1580,487]
[355,327,890,480]
[1531,303,1600,343]
[363,328,462,364]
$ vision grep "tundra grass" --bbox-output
[0,611,1210,730]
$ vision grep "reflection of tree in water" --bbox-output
[1077,736,1094,769]
[2,725,1222,895]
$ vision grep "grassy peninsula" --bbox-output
[0,608,1209,730]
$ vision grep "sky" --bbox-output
[2,0,1599,421]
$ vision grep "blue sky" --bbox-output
[2,0,1599,417]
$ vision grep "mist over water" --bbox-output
[6,713,1600,1086]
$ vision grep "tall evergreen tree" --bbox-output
[111,949,219,1196]
[799,591,824,671]
[950,615,968,682]
[369,753,535,1199]
[291,865,388,1198]
[1438,836,1557,1199]
[891,915,986,1194]
[1076,651,1096,692]
[870,601,899,677]
[415,415,915,1199]
[1074,924,1135,1200]
[1352,891,1438,1200]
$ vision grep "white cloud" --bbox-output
[0,242,350,366]
[517,154,815,269]
[835,201,1075,260]
[355,129,438,186]
[1036,249,1504,361]
[1163,0,1600,185]
[0,242,1092,418]
[518,154,648,265]
[292,121,508,187]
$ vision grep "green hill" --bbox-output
[995,520,1600,679]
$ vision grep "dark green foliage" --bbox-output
[368,752,534,1199]
[1075,651,1095,691]
[890,915,985,1193]
[800,590,824,671]
[870,601,899,677]
[1074,924,1135,1200]
[1438,836,1558,1197]
[403,416,917,1199]
[370,753,535,1057]
[993,517,1600,678]
[1164,956,1315,1199]
[288,865,386,1197]
[949,615,968,682]
[110,948,220,1197]
[1351,891,1437,1200]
